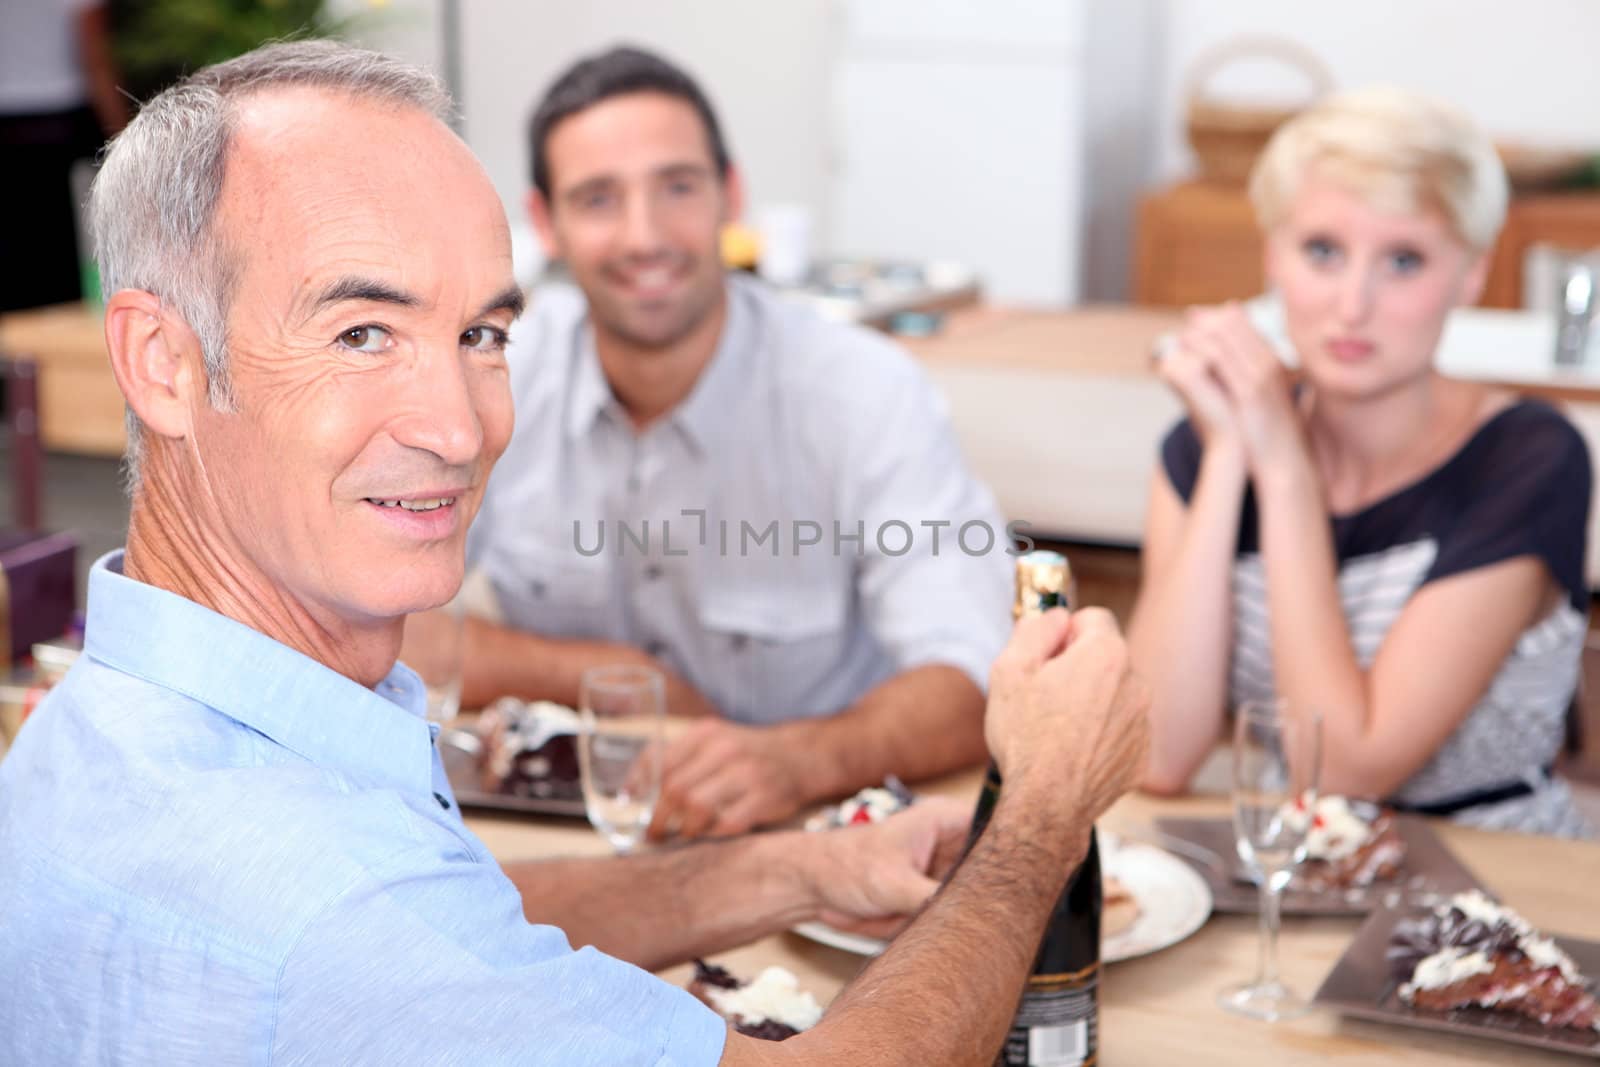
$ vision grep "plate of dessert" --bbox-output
[439,697,587,818]
[791,786,1212,963]
[1315,889,1600,1058]
[1155,795,1482,916]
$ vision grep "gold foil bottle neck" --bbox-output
[1013,549,1073,620]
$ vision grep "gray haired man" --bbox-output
[0,41,1149,1064]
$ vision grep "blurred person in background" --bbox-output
[448,46,1012,843]
[1131,87,1594,837]
[0,0,128,311]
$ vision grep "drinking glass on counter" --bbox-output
[1221,697,1324,1022]
[578,665,665,854]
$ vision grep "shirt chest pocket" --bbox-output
[694,584,852,723]
[495,544,618,640]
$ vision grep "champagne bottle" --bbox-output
[970,549,1101,1067]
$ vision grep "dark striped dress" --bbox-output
[1161,400,1593,837]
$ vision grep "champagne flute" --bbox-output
[1220,698,1323,1021]
[578,665,665,854]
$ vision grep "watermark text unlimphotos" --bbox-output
[573,510,1036,558]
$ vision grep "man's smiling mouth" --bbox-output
[366,497,456,512]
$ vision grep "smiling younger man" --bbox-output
[461,47,1012,841]
[0,42,1154,1065]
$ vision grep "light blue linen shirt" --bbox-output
[0,552,727,1065]
[469,274,1013,724]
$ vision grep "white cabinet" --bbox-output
[828,0,1088,306]
[828,0,1160,306]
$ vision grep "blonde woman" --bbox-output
[1131,87,1593,836]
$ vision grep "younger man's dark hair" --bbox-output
[527,45,732,199]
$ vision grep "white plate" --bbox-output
[791,839,1213,963]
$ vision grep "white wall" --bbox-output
[454,1,838,241]
[1155,0,1600,182]
[348,1,837,239]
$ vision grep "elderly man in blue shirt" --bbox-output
[455,47,1015,843]
[0,40,1149,1065]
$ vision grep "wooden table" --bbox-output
[465,769,1600,1065]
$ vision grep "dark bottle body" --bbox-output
[972,549,1100,1066]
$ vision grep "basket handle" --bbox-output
[1185,36,1334,109]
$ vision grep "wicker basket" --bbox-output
[1185,37,1333,185]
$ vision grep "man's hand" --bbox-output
[985,607,1150,827]
[648,720,808,841]
[806,797,971,940]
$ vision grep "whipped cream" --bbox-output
[1281,795,1374,861]
[1407,891,1582,991]
[486,699,581,779]
[1403,947,1494,997]
[804,781,912,831]
[708,967,823,1031]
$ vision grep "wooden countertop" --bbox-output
[466,767,1600,1065]
[900,302,1600,407]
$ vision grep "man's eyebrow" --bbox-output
[657,162,712,180]
[309,276,423,313]
[564,175,617,202]
[475,284,526,322]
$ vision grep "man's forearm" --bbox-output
[781,664,986,803]
[503,831,817,972]
[462,616,715,717]
[743,791,1088,1066]
[461,615,591,708]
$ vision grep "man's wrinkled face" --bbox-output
[194,88,519,624]
[535,91,735,350]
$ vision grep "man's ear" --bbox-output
[526,189,560,261]
[103,289,200,441]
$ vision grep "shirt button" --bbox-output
[642,563,663,581]
[434,792,451,810]
[627,475,641,493]
[730,634,749,652]
[530,579,546,598]
[645,640,667,658]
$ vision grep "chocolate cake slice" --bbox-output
[1387,890,1599,1031]
[690,960,821,1040]
[475,698,582,803]
[1287,796,1407,890]
[803,776,915,831]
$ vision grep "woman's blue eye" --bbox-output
[338,325,391,352]
[1303,237,1341,266]
[1388,248,1426,274]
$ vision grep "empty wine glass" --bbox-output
[577,665,665,854]
[1220,697,1323,1021]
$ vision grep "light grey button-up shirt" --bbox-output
[470,274,1012,724]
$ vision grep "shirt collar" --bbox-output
[82,551,435,794]
[565,311,614,442]
[564,274,755,456]
[671,276,755,456]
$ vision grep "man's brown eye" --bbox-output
[338,325,391,352]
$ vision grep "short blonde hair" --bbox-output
[1249,86,1508,251]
